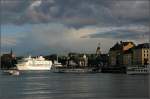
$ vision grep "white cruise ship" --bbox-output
[127,65,150,75]
[16,56,52,70]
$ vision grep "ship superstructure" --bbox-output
[16,56,52,70]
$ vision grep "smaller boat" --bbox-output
[53,61,63,67]
[127,65,150,75]
[52,66,100,73]
[4,70,20,76]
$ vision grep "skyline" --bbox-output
[1,0,150,55]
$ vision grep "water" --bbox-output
[0,71,149,99]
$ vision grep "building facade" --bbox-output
[133,43,150,65]
[109,41,135,66]
[123,49,133,66]
[1,50,16,69]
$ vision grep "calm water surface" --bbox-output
[0,71,149,99]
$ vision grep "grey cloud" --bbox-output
[2,0,150,55]
[2,23,149,55]
[1,37,18,46]
[1,0,149,27]
[89,30,149,39]
[87,25,150,40]
[3,23,113,55]
[113,0,149,18]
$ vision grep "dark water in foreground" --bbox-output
[0,71,149,99]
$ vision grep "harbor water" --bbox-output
[0,71,149,99]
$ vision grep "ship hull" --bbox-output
[127,71,149,75]
[127,65,149,75]
[17,65,51,70]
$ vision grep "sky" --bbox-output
[1,0,150,56]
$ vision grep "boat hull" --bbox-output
[127,65,150,75]
[52,67,101,73]
[17,65,51,70]
[127,71,149,75]
[3,70,20,75]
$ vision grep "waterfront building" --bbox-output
[79,54,88,67]
[68,60,77,66]
[109,41,135,66]
[100,54,109,67]
[1,49,16,69]
[133,43,150,65]
[123,48,133,66]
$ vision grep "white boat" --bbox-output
[53,61,63,67]
[16,56,52,70]
[127,65,150,75]
[9,70,20,75]
[4,70,20,76]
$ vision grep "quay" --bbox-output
[101,67,126,73]
[52,66,101,73]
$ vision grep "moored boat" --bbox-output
[52,66,101,73]
[16,56,52,70]
[3,70,20,76]
[127,65,150,75]
[52,61,63,67]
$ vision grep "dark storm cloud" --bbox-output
[85,25,150,40]
[89,30,149,40]
[1,0,150,26]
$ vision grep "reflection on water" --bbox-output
[0,71,149,99]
